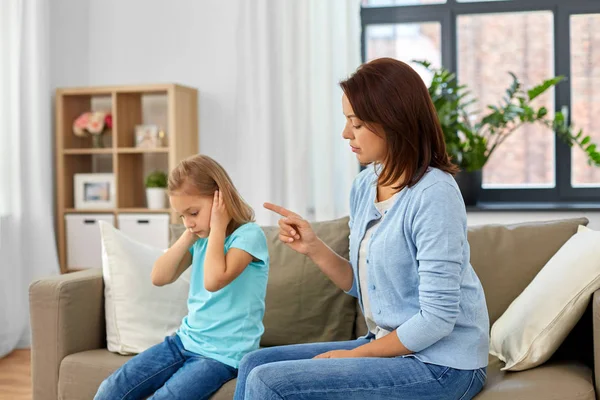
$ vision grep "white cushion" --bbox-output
[100,221,189,355]
[490,224,600,371]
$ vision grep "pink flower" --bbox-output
[105,114,113,129]
[87,112,106,134]
[73,112,91,137]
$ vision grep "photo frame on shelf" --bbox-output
[135,124,162,148]
[74,173,116,209]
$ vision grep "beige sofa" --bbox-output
[30,217,599,400]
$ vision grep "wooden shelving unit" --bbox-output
[55,83,198,273]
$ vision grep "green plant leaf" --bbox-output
[145,170,168,188]
[527,76,565,101]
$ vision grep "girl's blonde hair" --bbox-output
[168,154,254,235]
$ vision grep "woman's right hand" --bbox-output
[264,203,319,256]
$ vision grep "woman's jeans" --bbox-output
[234,339,486,400]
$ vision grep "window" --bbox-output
[365,22,441,85]
[571,14,600,188]
[361,0,600,203]
[457,11,555,188]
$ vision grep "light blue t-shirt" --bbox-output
[176,222,269,368]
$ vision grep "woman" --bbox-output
[235,58,489,400]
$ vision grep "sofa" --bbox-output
[30,216,599,400]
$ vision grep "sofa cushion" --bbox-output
[57,350,595,400]
[468,217,588,325]
[100,222,189,355]
[58,350,132,400]
[57,349,236,400]
[171,216,357,346]
[475,355,595,400]
[490,224,600,371]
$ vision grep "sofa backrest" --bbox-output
[259,217,357,346]
[468,217,588,325]
[170,217,358,347]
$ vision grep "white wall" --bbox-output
[50,0,242,181]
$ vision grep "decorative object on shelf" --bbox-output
[145,170,168,209]
[74,173,116,209]
[415,60,600,205]
[158,129,167,147]
[135,124,161,148]
[73,111,113,148]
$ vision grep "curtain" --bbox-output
[235,0,362,225]
[0,0,59,357]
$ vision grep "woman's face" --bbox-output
[341,94,386,165]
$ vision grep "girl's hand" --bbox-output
[263,202,319,256]
[313,350,359,359]
[210,190,231,234]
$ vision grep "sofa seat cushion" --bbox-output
[58,350,132,400]
[58,349,237,400]
[476,356,595,400]
[58,350,594,400]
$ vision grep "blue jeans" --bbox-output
[95,335,237,400]
[234,339,486,400]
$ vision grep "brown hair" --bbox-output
[340,57,459,190]
[168,154,254,235]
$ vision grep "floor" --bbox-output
[0,349,31,400]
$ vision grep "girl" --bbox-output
[95,154,269,400]
[235,58,489,399]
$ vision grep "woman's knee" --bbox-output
[245,365,285,399]
[239,348,277,373]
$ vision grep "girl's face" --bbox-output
[341,93,387,165]
[170,193,213,238]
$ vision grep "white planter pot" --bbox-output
[146,188,166,210]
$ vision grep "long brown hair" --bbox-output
[340,57,458,190]
[168,154,254,235]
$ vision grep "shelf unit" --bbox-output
[55,83,198,273]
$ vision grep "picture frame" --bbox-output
[135,124,160,148]
[74,173,116,209]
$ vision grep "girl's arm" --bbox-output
[204,190,254,292]
[151,229,196,286]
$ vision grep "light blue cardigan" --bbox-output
[347,166,489,370]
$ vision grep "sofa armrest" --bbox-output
[29,268,105,400]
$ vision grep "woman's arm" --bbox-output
[315,330,413,359]
[151,229,196,286]
[264,202,354,292]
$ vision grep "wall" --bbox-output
[50,0,243,182]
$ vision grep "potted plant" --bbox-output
[416,60,600,205]
[145,170,168,209]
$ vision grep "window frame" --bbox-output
[361,0,600,203]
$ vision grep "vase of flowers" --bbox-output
[73,111,113,148]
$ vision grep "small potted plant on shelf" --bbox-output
[415,60,600,205]
[73,111,113,148]
[145,170,168,210]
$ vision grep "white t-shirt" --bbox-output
[358,191,399,339]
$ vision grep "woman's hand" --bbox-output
[264,203,319,256]
[210,190,231,235]
[313,350,359,359]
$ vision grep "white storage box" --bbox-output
[66,213,115,269]
[118,213,170,249]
